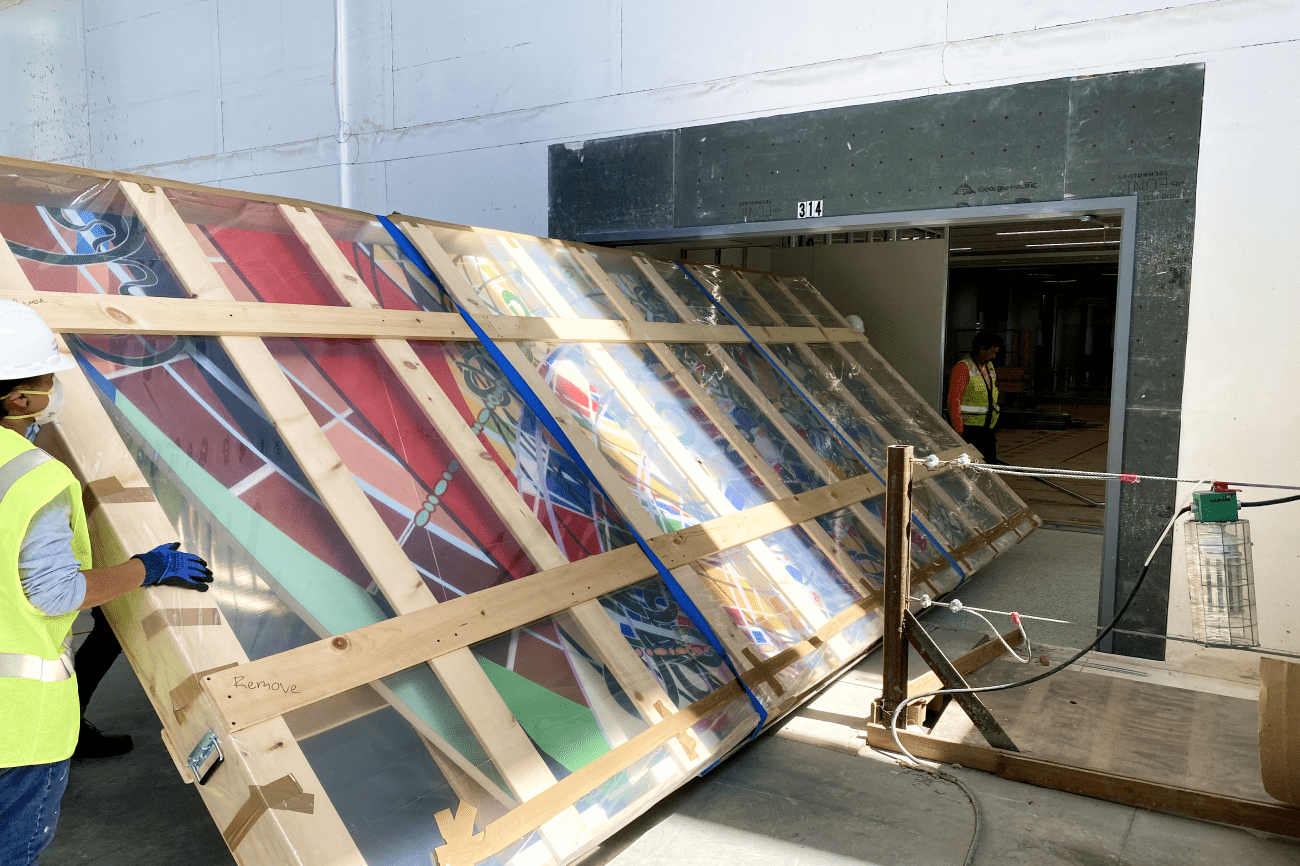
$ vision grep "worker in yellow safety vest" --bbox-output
[946,330,1005,465]
[0,300,212,866]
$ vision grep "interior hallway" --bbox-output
[996,403,1110,531]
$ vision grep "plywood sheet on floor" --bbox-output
[998,426,1109,529]
[929,658,1270,802]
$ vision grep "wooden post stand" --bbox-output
[873,445,1019,752]
[876,445,914,724]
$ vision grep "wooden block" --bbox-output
[1260,657,1300,806]
[863,724,1300,839]
[906,627,1024,697]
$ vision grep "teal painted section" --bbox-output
[477,657,609,773]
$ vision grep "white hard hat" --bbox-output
[0,299,77,380]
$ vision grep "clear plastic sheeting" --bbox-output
[585,248,682,324]
[805,342,941,455]
[430,226,621,320]
[694,266,782,328]
[639,257,730,325]
[778,274,850,328]
[262,336,537,596]
[314,209,450,313]
[766,343,891,467]
[748,273,822,328]
[469,612,649,778]
[77,340,512,865]
[839,341,967,452]
[597,578,735,710]
[720,343,869,482]
[0,172,184,302]
[164,188,348,307]
[0,157,1035,866]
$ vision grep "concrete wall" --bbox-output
[4,0,1298,662]
[771,241,950,408]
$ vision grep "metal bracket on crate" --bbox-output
[186,728,224,786]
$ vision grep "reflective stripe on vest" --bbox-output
[0,637,74,682]
[0,450,52,502]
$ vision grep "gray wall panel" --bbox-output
[674,82,1071,227]
[548,130,676,241]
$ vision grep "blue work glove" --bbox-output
[133,542,213,592]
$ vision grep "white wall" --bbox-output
[771,241,950,408]
[5,0,1300,662]
[0,0,1260,234]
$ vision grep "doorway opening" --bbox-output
[947,216,1121,532]
[617,204,1126,538]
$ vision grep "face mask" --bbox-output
[5,379,65,426]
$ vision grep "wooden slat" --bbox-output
[3,290,475,339]
[0,153,381,223]
[279,205,694,764]
[117,182,574,825]
[0,288,853,345]
[207,468,884,732]
[862,724,1300,840]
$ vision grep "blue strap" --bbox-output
[376,217,770,751]
[674,262,965,580]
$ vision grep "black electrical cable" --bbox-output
[944,504,1191,697]
[883,505,1195,866]
[1240,493,1300,508]
[901,761,983,866]
[888,504,1194,754]
[888,491,1292,865]
[881,506,1193,866]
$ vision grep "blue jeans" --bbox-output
[0,760,70,866]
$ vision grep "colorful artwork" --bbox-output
[0,198,666,802]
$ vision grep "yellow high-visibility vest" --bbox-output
[0,428,92,767]
[958,357,999,429]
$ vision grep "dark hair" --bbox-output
[971,331,1005,354]
[0,376,40,418]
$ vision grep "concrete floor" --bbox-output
[920,525,1105,650]
[46,529,1300,865]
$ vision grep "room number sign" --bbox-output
[796,199,824,218]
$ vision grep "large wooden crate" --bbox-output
[0,155,1035,865]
